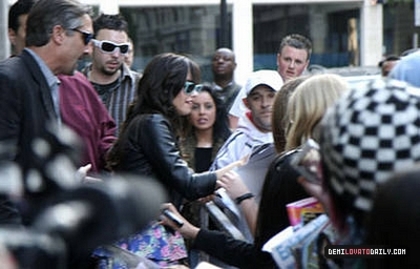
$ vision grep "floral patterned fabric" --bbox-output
[93,221,188,268]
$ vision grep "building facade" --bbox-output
[115,0,383,83]
[4,0,389,84]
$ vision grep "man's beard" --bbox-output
[101,64,121,76]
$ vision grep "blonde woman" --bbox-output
[284,73,348,151]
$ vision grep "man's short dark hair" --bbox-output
[378,54,400,68]
[26,0,91,47]
[93,13,128,38]
[8,0,36,32]
[278,34,312,61]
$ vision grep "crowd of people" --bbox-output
[2,0,420,268]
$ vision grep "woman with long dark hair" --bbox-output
[97,53,241,267]
[178,84,232,266]
[179,84,231,173]
[108,53,238,206]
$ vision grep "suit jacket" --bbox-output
[0,50,58,225]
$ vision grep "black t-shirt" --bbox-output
[194,147,213,172]
[91,78,120,105]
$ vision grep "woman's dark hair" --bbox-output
[122,53,190,131]
[8,0,36,32]
[26,0,91,47]
[188,84,231,142]
[108,53,191,169]
[93,13,128,38]
[178,55,201,138]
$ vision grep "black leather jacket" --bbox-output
[114,114,217,207]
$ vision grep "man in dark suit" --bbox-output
[0,0,93,225]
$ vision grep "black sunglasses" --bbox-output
[71,28,93,45]
[92,39,130,54]
[184,81,203,95]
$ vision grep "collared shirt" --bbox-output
[25,48,62,126]
[83,63,140,135]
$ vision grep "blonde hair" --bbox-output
[284,74,349,151]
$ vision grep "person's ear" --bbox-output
[242,98,250,109]
[276,53,281,67]
[51,25,66,45]
[8,29,17,46]
[303,59,310,70]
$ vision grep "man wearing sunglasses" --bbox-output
[0,0,93,225]
[82,13,140,135]
[7,0,117,176]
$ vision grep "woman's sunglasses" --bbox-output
[92,39,130,54]
[184,81,203,95]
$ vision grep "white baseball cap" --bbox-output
[244,70,284,96]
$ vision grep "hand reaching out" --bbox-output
[214,154,249,181]
[197,194,215,204]
[217,170,249,200]
[160,203,200,240]
[218,170,258,235]
[76,164,103,184]
[297,176,330,214]
[76,164,91,179]
[237,154,250,167]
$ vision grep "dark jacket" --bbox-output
[0,50,59,225]
[113,114,217,207]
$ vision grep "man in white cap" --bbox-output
[210,69,283,170]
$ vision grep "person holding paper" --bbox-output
[299,78,420,269]
[160,74,349,269]
[98,53,244,268]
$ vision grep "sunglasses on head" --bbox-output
[92,39,130,54]
[71,28,94,45]
[184,81,203,95]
